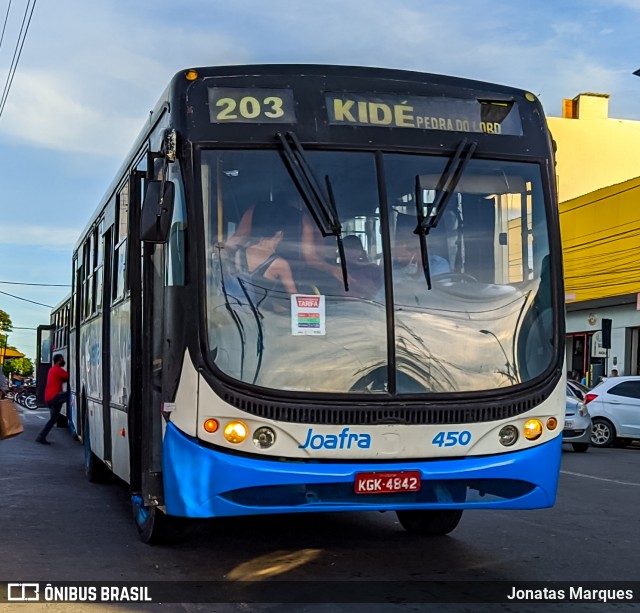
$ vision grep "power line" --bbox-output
[0,289,52,308]
[0,0,13,53]
[0,0,37,120]
[0,280,70,287]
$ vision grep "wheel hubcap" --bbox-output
[592,422,610,445]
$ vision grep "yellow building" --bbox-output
[0,346,25,366]
[548,93,640,203]
[547,93,640,382]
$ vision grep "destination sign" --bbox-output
[208,87,296,124]
[325,93,522,135]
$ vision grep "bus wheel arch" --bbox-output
[396,509,463,536]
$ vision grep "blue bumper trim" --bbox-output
[162,423,561,518]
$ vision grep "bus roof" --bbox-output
[73,64,546,252]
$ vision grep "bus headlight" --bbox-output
[253,427,276,449]
[547,417,558,430]
[524,419,543,440]
[498,425,518,446]
[224,421,248,444]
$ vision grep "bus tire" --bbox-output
[83,414,111,483]
[132,497,175,545]
[396,509,463,536]
[572,443,589,453]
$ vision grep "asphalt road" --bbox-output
[1,405,639,612]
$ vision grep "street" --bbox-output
[1,405,639,612]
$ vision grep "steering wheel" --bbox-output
[432,272,478,284]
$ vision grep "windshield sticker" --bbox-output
[291,294,326,336]
[325,93,522,135]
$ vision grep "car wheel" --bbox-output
[572,443,589,452]
[396,509,463,536]
[591,418,616,447]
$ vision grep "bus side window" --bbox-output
[114,183,129,301]
[166,161,187,286]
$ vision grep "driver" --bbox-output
[393,213,450,282]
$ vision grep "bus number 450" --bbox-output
[431,431,472,447]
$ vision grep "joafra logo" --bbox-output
[298,427,371,450]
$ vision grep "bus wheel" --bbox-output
[132,497,174,544]
[396,509,463,536]
[572,443,589,452]
[83,416,111,483]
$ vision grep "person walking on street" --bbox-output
[0,368,8,398]
[36,354,69,444]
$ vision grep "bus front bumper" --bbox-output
[162,422,562,518]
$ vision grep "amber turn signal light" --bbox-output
[204,419,219,433]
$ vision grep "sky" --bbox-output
[1,0,640,362]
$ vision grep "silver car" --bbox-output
[563,383,592,452]
[583,376,640,447]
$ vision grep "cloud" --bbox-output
[605,0,640,8]
[0,70,141,156]
[0,0,248,156]
[1,0,637,161]
[0,225,81,248]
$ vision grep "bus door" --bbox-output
[100,224,113,466]
[35,324,53,406]
[72,258,82,433]
[134,162,166,507]
[140,239,165,504]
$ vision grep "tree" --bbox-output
[0,309,13,361]
[0,309,12,334]
[4,357,34,377]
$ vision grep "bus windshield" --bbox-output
[202,149,553,395]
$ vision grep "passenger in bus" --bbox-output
[226,191,345,293]
[342,234,383,298]
[234,203,298,309]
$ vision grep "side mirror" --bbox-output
[141,180,175,243]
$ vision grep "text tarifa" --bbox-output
[331,99,503,133]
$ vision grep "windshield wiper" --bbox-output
[414,138,477,289]
[276,131,349,291]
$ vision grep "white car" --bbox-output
[564,383,591,452]
[583,376,640,447]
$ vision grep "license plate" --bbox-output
[564,420,573,429]
[355,470,421,494]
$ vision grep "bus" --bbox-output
[36,295,71,417]
[69,65,565,543]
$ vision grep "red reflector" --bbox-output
[584,393,598,405]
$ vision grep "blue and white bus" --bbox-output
[36,295,71,416]
[70,65,565,542]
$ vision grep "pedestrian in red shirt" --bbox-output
[36,354,69,444]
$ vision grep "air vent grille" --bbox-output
[222,392,548,425]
